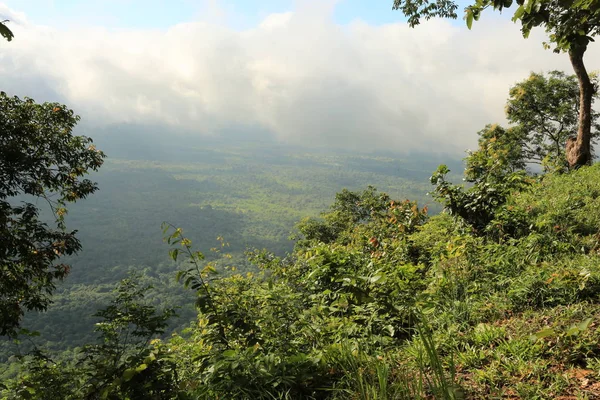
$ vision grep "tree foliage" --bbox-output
[393,0,600,51]
[506,70,600,170]
[392,0,600,168]
[3,277,178,399]
[0,93,105,336]
[431,124,532,234]
[81,277,178,399]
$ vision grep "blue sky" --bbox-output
[1,0,471,30]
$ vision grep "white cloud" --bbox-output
[0,2,598,154]
[259,12,293,30]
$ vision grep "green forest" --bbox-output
[2,143,456,354]
[3,0,600,398]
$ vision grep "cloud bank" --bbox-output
[1,2,598,154]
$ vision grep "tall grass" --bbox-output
[327,317,462,400]
[414,320,462,400]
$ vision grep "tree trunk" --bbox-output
[567,46,594,168]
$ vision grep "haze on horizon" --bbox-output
[1,0,598,155]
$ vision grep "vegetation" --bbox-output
[2,4,600,398]
[0,93,105,336]
[505,70,600,171]
[5,143,600,398]
[2,277,177,399]
[0,141,452,354]
[3,72,600,396]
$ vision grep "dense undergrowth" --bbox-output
[4,163,600,399]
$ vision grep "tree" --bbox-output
[464,124,527,181]
[431,124,531,234]
[428,71,597,233]
[294,186,392,248]
[81,277,177,399]
[0,92,105,336]
[506,71,600,171]
[4,277,178,399]
[392,0,600,168]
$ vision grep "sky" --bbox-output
[0,0,461,30]
[0,0,598,154]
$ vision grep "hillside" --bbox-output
[4,161,600,399]
[3,0,600,397]
[3,138,462,354]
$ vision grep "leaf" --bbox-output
[466,9,474,29]
[136,363,148,372]
[175,270,186,282]
[169,248,179,261]
[0,22,14,42]
[202,264,217,274]
[524,0,534,13]
[512,5,525,21]
[385,324,396,336]
[566,326,581,337]
[222,349,236,358]
[123,368,137,381]
[369,274,387,284]
[530,328,554,342]
[579,317,593,332]
[144,353,156,364]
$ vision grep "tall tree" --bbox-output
[392,0,600,168]
[0,93,105,336]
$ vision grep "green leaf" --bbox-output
[169,248,179,261]
[579,317,593,332]
[222,349,237,358]
[369,274,386,284]
[530,328,554,342]
[512,5,525,21]
[123,368,137,381]
[566,326,581,336]
[144,353,156,364]
[136,363,148,372]
[202,264,217,274]
[466,9,474,29]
